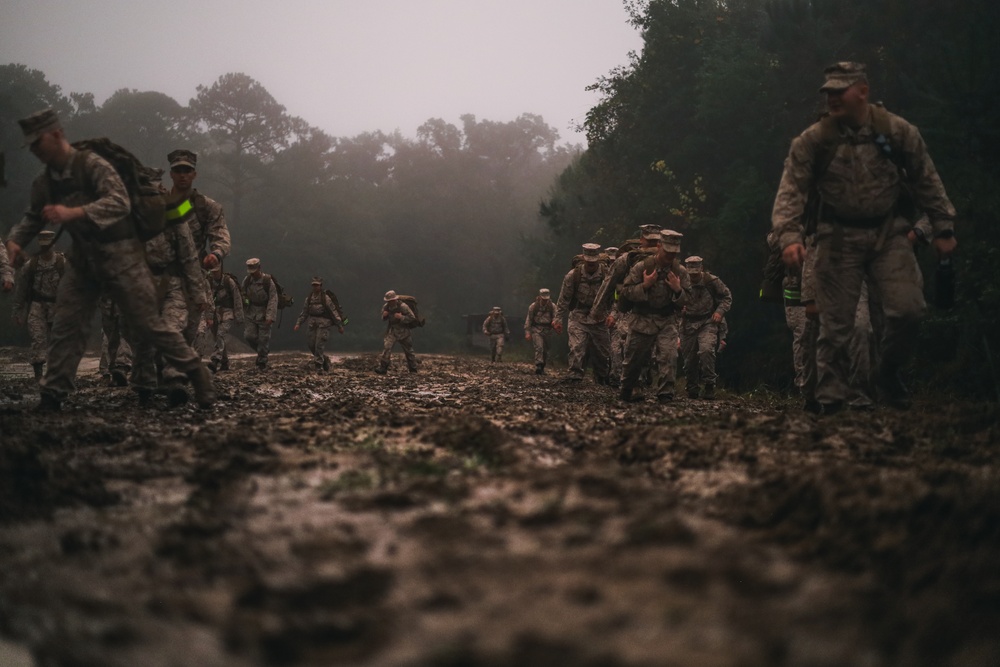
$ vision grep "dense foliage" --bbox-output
[538,0,1000,397]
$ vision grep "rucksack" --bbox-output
[323,289,347,324]
[67,138,168,242]
[396,295,425,328]
[242,273,294,310]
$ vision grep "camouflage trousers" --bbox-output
[26,301,56,364]
[304,316,334,368]
[623,313,681,399]
[528,325,554,366]
[680,317,720,390]
[813,222,924,406]
[41,260,203,401]
[245,318,273,367]
[608,315,630,384]
[488,333,506,361]
[99,298,132,375]
[784,305,811,393]
[209,308,239,369]
[381,329,416,371]
[566,313,610,381]
[129,276,190,390]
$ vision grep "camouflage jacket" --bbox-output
[590,247,656,320]
[772,107,956,251]
[210,273,244,321]
[296,291,342,327]
[620,257,691,316]
[13,251,65,313]
[482,314,509,336]
[184,190,231,263]
[555,263,608,324]
[525,299,555,329]
[382,301,415,335]
[684,272,732,320]
[243,273,278,322]
[0,241,13,285]
[9,149,138,279]
[144,220,207,308]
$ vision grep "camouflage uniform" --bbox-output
[99,292,132,382]
[128,215,208,392]
[680,260,732,399]
[619,234,691,402]
[7,135,212,408]
[481,309,510,362]
[378,293,418,373]
[555,244,611,383]
[206,270,244,371]
[242,266,278,369]
[295,286,343,371]
[12,245,66,375]
[772,65,956,409]
[0,241,12,287]
[524,292,556,373]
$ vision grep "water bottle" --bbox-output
[935,258,955,310]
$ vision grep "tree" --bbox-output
[188,73,296,224]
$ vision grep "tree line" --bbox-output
[1,67,577,352]
[535,0,1000,397]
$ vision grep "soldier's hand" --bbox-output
[266,319,274,326]
[782,243,807,270]
[805,301,819,321]
[642,269,657,289]
[553,322,563,334]
[605,315,616,328]
[711,312,723,323]
[6,240,22,267]
[202,254,220,270]
[718,340,727,352]
[338,326,344,334]
[933,236,957,258]
[1,279,12,293]
[394,312,403,321]
[524,332,531,341]
[667,270,681,293]
[293,324,300,332]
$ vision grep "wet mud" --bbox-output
[0,351,997,666]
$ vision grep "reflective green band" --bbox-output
[165,198,193,220]
[783,288,801,300]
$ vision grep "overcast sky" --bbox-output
[1,0,643,146]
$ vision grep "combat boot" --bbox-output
[36,391,61,412]
[32,362,44,381]
[111,369,128,387]
[187,364,217,409]
[701,384,715,400]
[687,385,700,400]
[657,393,674,404]
[207,359,218,374]
[322,356,331,372]
[165,379,190,408]
[619,382,642,403]
[535,364,545,375]
[374,364,388,375]
[137,388,153,407]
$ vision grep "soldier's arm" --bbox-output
[78,152,131,230]
[294,298,309,328]
[482,318,490,335]
[713,278,733,316]
[266,278,278,322]
[503,317,510,335]
[231,278,245,322]
[771,131,819,251]
[524,303,534,331]
[325,295,343,327]
[201,197,231,261]
[672,267,692,307]
[590,255,627,318]
[0,242,13,287]
[553,270,575,322]
[398,303,415,326]
[898,121,956,237]
[12,262,29,314]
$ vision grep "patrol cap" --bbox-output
[684,255,704,269]
[491,306,502,312]
[384,290,398,301]
[604,246,619,258]
[660,230,683,252]
[168,149,197,169]
[19,109,62,147]
[245,257,261,271]
[538,288,551,299]
[581,243,602,262]
[37,230,57,246]
[819,62,868,93]
[639,224,661,241]
[311,276,323,286]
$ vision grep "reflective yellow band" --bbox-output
[165,198,193,220]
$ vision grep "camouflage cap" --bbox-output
[538,288,551,299]
[168,149,197,169]
[684,255,704,268]
[819,62,868,93]
[311,276,323,285]
[604,246,619,257]
[660,230,683,252]
[37,230,57,246]
[19,109,62,147]
[581,243,602,262]
[639,224,662,241]
[245,257,261,271]
[491,306,502,312]
[384,290,398,302]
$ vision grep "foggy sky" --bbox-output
[0,0,642,145]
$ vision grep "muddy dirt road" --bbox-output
[1,351,998,666]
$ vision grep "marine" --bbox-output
[11,230,65,380]
[293,277,344,372]
[554,243,611,383]
[204,266,244,373]
[680,256,732,400]
[524,288,556,375]
[376,290,418,374]
[481,306,510,362]
[242,258,278,370]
